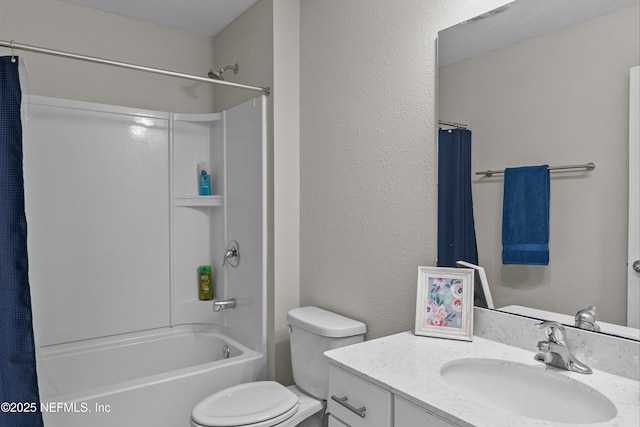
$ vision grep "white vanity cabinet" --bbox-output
[327,364,456,427]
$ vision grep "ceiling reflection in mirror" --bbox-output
[437,0,639,340]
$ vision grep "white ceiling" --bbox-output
[61,0,258,37]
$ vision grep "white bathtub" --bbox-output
[37,324,266,427]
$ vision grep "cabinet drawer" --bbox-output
[394,396,456,427]
[328,414,350,427]
[328,365,391,427]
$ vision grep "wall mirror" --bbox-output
[438,0,639,340]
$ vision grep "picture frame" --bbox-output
[456,260,495,309]
[415,266,474,341]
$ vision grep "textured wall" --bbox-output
[299,0,509,340]
[271,0,300,386]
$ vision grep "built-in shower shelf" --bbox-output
[173,195,223,207]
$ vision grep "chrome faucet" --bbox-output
[534,321,592,374]
[574,306,601,332]
[213,298,236,312]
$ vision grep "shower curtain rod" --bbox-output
[476,162,596,177]
[0,39,270,95]
[438,120,468,129]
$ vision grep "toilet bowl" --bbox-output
[190,307,366,427]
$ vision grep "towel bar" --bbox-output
[476,162,596,177]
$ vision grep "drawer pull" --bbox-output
[331,395,366,418]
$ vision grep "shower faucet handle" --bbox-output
[222,240,239,267]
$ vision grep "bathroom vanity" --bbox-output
[324,309,640,427]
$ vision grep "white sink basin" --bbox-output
[440,358,617,424]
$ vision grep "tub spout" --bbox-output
[213,299,236,312]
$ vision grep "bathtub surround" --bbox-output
[0,56,43,427]
[23,95,267,427]
[25,97,171,345]
[24,95,266,345]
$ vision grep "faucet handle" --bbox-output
[536,321,566,343]
[222,240,239,267]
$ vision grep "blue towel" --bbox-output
[502,165,550,265]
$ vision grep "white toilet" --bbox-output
[191,306,366,427]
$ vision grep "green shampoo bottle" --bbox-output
[198,266,214,300]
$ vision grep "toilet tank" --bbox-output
[287,306,366,400]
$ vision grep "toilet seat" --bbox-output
[191,381,299,427]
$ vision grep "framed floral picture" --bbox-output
[414,266,474,341]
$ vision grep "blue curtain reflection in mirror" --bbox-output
[0,56,43,427]
[437,128,478,267]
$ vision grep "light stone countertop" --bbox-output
[324,331,640,427]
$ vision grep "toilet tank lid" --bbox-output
[287,306,366,338]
